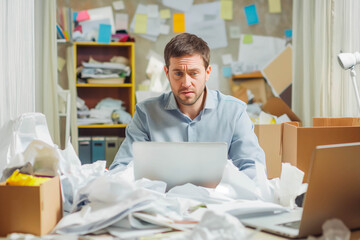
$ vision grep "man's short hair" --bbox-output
[164,33,210,69]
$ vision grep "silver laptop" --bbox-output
[133,142,227,190]
[239,142,360,238]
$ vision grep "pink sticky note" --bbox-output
[76,10,90,22]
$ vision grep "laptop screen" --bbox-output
[133,142,228,190]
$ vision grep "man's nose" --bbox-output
[181,74,192,88]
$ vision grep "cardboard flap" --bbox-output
[263,97,301,122]
[313,117,360,127]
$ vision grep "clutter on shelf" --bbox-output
[77,97,131,125]
[77,56,130,85]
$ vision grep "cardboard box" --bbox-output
[313,117,360,127]
[0,176,63,236]
[254,97,301,179]
[231,71,274,104]
[282,122,360,182]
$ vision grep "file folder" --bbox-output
[105,136,119,169]
[91,136,105,163]
[78,137,92,164]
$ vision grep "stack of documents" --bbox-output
[80,60,131,84]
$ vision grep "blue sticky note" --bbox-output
[244,4,259,25]
[223,66,232,77]
[98,24,112,44]
[73,12,78,22]
[285,29,292,38]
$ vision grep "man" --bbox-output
[110,33,265,179]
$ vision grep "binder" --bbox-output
[91,136,105,163]
[118,137,125,146]
[78,137,92,164]
[105,136,119,169]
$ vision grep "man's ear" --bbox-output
[205,65,212,82]
[164,65,170,80]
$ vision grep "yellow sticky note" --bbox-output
[221,0,233,20]
[243,34,253,44]
[269,0,282,13]
[173,13,185,33]
[160,9,171,19]
[57,57,66,72]
[134,14,147,34]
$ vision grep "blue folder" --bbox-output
[91,136,105,162]
[78,137,92,164]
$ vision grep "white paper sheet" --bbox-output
[87,6,115,34]
[222,54,233,65]
[115,13,128,31]
[185,2,228,49]
[160,24,170,34]
[130,4,163,41]
[79,19,111,41]
[112,1,125,10]
[238,34,286,71]
[147,4,159,18]
[229,25,241,39]
[162,0,194,12]
[207,200,286,217]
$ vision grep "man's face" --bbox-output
[164,54,211,107]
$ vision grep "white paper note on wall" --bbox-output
[238,34,285,71]
[115,13,128,31]
[162,0,193,12]
[112,1,125,10]
[87,6,115,34]
[186,2,227,49]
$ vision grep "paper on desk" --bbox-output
[175,210,250,240]
[207,200,286,217]
[107,226,172,239]
[167,183,234,204]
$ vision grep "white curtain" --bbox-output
[34,0,60,145]
[67,46,79,153]
[293,0,360,126]
[0,0,35,129]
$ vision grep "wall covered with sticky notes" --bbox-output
[58,0,292,95]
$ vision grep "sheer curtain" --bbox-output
[293,0,360,126]
[0,0,35,129]
[34,0,60,146]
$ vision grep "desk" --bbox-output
[249,228,360,240]
[75,228,360,240]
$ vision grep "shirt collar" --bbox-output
[164,86,216,110]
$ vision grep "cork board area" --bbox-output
[58,0,292,95]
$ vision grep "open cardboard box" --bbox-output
[254,97,301,179]
[0,176,63,236]
[282,119,360,182]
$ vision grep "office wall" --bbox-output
[60,0,292,94]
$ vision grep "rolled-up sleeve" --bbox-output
[228,108,266,179]
[109,105,149,170]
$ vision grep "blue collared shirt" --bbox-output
[110,89,266,179]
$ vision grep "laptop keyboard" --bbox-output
[278,220,301,229]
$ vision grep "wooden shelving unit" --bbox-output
[74,42,135,137]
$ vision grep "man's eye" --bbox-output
[175,72,182,76]
[191,72,198,76]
